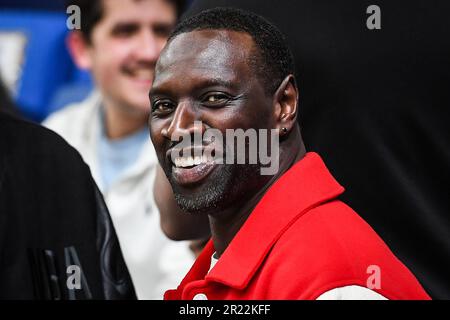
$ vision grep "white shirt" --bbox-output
[44,92,195,299]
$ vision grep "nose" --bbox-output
[162,101,206,143]
[134,29,162,63]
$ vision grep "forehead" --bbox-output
[153,30,255,91]
[101,0,176,24]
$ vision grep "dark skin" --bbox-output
[154,164,211,240]
[149,29,305,257]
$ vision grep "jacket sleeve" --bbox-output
[93,182,137,300]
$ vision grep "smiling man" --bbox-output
[149,8,430,300]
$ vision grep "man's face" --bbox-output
[149,30,276,214]
[85,0,176,114]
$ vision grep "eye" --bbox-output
[152,100,175,116]
[111,24,139,38]
[202,93,231,107]
[153,24,174,38]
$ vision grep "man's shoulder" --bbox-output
[280,199,382,247]
[0,111,82,159]
[271,200,391,269]
[0,112,90,188]
[256,201,377,294]
[266,200,374,270]
[43,92,101,136]
[260,200,428,299]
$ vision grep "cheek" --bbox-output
[156,38,168,54]
[92,42,131,76]
[149,119,165,146]
[204,107,260,131]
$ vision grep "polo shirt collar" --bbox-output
[177,152,345,293]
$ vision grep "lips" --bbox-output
[172,161,217,186]
[123,67,154,86]
[167,146,220,186]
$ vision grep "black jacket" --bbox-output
[0,111,136,300]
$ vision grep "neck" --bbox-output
[210,126,306,257]
[103,99,148,140]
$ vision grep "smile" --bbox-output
[123,67,154,86]
[173,154,212,168]
[168,147,219,186]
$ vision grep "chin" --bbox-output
[121,100,151,116]
[173,191,225,216]
[170,169,237,216]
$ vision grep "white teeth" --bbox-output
[173,155,213,168]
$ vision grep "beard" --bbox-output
[166,162,263,216]
[162,133,276,216]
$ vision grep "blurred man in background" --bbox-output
[44,0,198,299]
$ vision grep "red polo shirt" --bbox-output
[165,153,430,300]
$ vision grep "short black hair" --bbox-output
[169,7,295,95]
[69,0,187,42]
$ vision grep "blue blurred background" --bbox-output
[0,0,94,121]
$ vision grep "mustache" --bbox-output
[121,61,156,73]
[166,132,218,150]
[166,142,225,161]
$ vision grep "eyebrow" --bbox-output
[194,78,236,90]
[111,21,174,32]
[150,77,237,97]
[111,21,139,28]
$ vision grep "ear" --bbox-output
[273,75,299,135]
[66,31,93,70]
